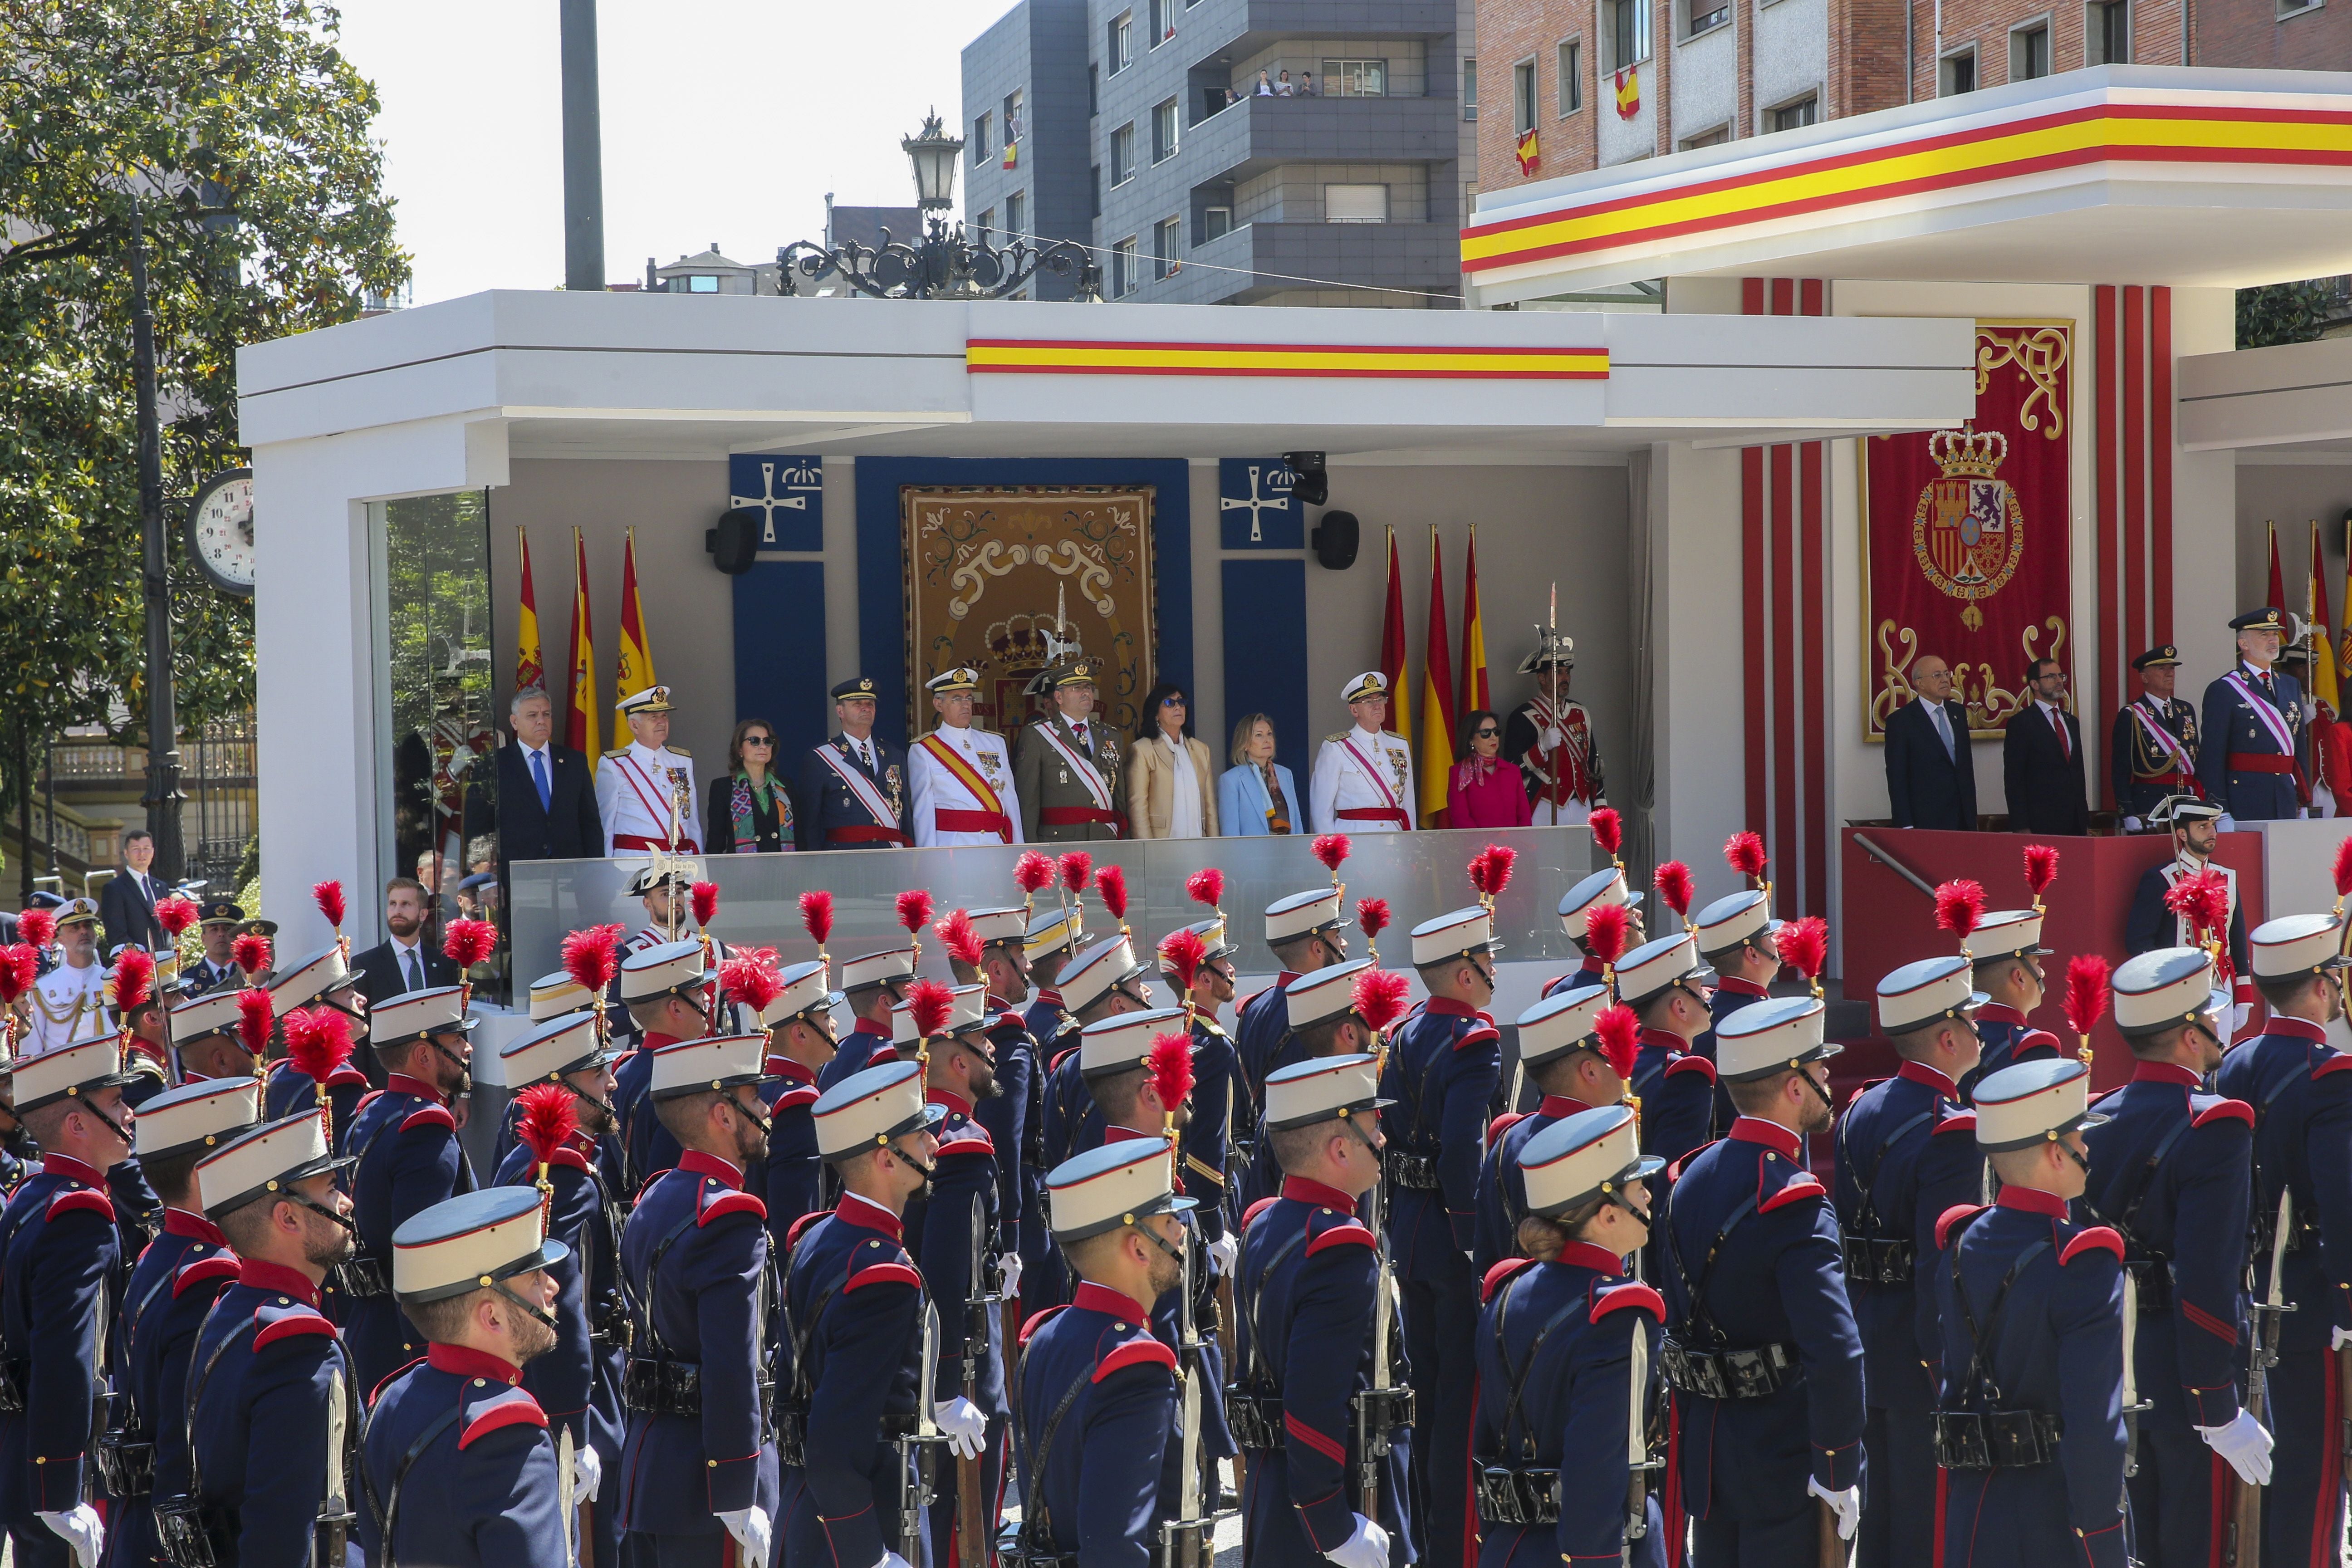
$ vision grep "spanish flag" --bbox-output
[1514,127,1539,176]
[1614,64,1640,119]
[1419,527,1458,827]
[1380,528,1411,743]
[613,529,656,738]
[515,528,545,692]
[1460,524,1490,717]
[565,528,600,768]
[1003,140,1019,171]
[2313,522,2340,719]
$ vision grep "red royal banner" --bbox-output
[1864,320,2073,739]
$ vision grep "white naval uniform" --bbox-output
[1309,724,1416,833]
[597,742,698,854]
[909,725,1025,847]
[24,959,110,1058]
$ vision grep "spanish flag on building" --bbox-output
[612,529,656,737]
[1615,63,1641,119]
[1514,127,1539,176]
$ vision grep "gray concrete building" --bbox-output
[962,0,1471,306]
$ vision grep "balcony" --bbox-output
[1148,220,1463,304]
[1181,93,1459,183]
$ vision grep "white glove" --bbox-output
[38,1505,103,1568]
[879,1554,916,1568]
[997,1250,1024,1300]
[2234,1003,2254,1035]
[2333,1326,2352,1352]
[1322,1513,1391,1568]
[2197,1409,2276,1487]
[2218,814,2237,832]
[2122,817,2143,835]
[2300,807,2312,821]
[1207,1231,1239,1276]
[717,1505,771,1564]
[938,1394,989,1460]
[1808,1478,1861,1542]
[571,1441,603,1506]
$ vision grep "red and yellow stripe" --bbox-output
[1463,100,2352,275]
[965,338,1607,379]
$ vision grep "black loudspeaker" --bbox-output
[1312,510,1360,570]
[1284,451,1329,506]
[706,508,761,575]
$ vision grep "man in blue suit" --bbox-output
[795,676,911,849]
[1883,656,1977,829]
[2199,605,2308,822]
[487,686,603,864]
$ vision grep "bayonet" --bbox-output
[1172,1216,1206,1568]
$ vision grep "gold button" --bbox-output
[708,1459,718,1468]
[473,1378,485,1387]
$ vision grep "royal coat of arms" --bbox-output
[1911,425,2023,632]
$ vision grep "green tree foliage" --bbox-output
[2237,280,2336,351]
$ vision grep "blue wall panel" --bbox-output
[1221,558,1310,784]
[733,559,830,770]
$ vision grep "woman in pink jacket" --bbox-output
[1447,708,1532,828]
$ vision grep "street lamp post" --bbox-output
[127,200,186,882]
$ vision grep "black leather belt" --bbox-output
[338,1257,391,1300]
[1659,1335,1798,1401]
[1386,1152,1441,1191]
[1933,1408,2063,1470]
[1475,1464,1560,1525]
[1840,1234,1916,1286]
[623,1356,702,1416]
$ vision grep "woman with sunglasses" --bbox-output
[1127,682,1219,838]
[1448,708,1533,828]
[704,718,795,853]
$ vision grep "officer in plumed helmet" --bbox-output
[263,943,372,1137]
[1956,906,2058,1103]
[817,940,917,1091]
[1545,868,1645,998]
[1615,931,1720,1174]
[1233,887,1353,1161]
[613,937,716,1186]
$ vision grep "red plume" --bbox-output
[235,989,273,1057]
[20,909,56,949]
[720,949,784,1017]
[231,931,272,977]
[1594,1004,1641,1079]
[691,881,720,931]
[1356,897,1392,943]
[2333,836,2352,900]
[1653,861,1695,921]
[1351,967,1412,1034]
[1148,1031,1196,1117]
[1186,867,1226,911]
[936,909,984,970]
[155,896,200,939]
[896,888,935,936]
[2164,869,2231,942]
[1058,852,1094,895]
[1015,852,1055,897]
[1779,916,1829,984]
[442,918,495,970]
[2022,844,2060,900]
[515,1083,579,1166]
[112,948,155,1014]
[0,946,37,1004]
[1096,864,1129,924]
[906,978,955,1039]
[285,1007,354,1083]
[1724,830,1768,881]
[1589,807,1623,858]
[1160,926,1208,992]
[312,879,347,930]
[1470,844,1519,900]
[561,923,625,994]
[1311,834,1352,874]
[2064,955,2111,1039]
[1583,901,1632,968]
[1933,880,1986,944]
[799,890,834,949]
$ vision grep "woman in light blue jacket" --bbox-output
[1217,712,1304,836]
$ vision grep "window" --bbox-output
[1940,47,1976,94]
[1463,57,1478,118]
[1152,97,1180,162]
[1112,236,1138,296]
[1005,191,1026,239]
[1681,124,1729,148]
[1002,89,1024,144]
[1091,164,1102,216]
[1204,206,1232,240]
[1110,121,1136,184]
[1513,58,1539,134]
[1153,216,1181,279]
[1687,0,1730,36]
[1612,0,1652,69]
[2086,0,2129,60]
[1322,59,1389,95]
[2281,0,2319,16]
[686,274,720,293]
[1324,183,1389,221]
[2009,22,2050,79]
[972,112,992,162]
[1558,40,1583,113]
[1149,0,1173,44]
[1108,12,1132,73]
[977,208,995,246]
[1770,94,1817,131]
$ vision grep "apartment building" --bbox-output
[962,0,1476,306]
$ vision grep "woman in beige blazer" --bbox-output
[1127,682,1218,838]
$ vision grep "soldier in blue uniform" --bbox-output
[1235,888,1354,1157]
[340,983,477,1395]
[946,906,1041,1264]
[615,1030,785,1566]
[1692,887,1779,1128]
[182,1111,361,1568]
[2125,796,2253,985]
[1233,1052,1410,1568]
[1473,985,1621,1274]
[2111,646,2204,829]
[162,988,264,1090]
[748,956,839,1241]
[1930,1059,2129,1568]
[815,942,918,1092]
[358,1187,571,1567]
[105,1077,259,1568]
[1659,993,1863,1566]
[184,901,245,996]
[1242,961,1380,1215]
[1040,1004,1191,1210]
[113,951,175,1110]
[2213,909,2352,1568]
[487,966,613,1176]
[1019,907,1084,1308]
[1544,868,1645,999]
[491,1009,627,1568]
[1382,906,1502,1568]
[1838,956,1986,1568]
[1956,906,2058,1103]
[1161,913,1244,1240]
[0,1037,137,1568]
[1471,1103,1666,1568]
[1613,932,1720,1172]
[262,944,372,1138]
[2199,605,2308,822]
[1011,1139,1189,1568]
[1037,935,1162,1175]
[2090,946,2271,1568]
[796,675,912,850]
[615,937,718,1185]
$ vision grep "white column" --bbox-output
[1648,440,1748,872]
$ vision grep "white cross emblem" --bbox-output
[1220,462,1294,544]
[729,459,821,544]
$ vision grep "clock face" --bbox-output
[186,468,256,595]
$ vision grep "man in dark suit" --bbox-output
[99,828,167,953]
[2002,657,2090,833]
[1884,654,1978,829]
[487,685,602,864]
[351,876,458,1007]
[794,675,910,849]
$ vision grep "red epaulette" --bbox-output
[2314,1054,2352,1080]
[936,1123,995,1156]
[1093,1334,1178,1382]
[1935,1204,1986,1250]
[1049,1045,1080,1073]
[2018,1029,2062,1058]
[2059,1227,2124,1267]
[1590,1280,1667,1323]
[172,1254,241,1298]
[1931,1111,1978,1137]
[2191,1099,2255,1128]
[457,1386,548,1449]
[323,1065,369,1088]
[1305,1219,1377,1255]
[845,1260,922,1294]
[696,1186,767,1228]
[1243,1196,1281,1229]
[254,1310,337,1351]
[351,1089,385,1120]
[370,1356,427,1406]
[1759,1171,1827,1213]
[772,1085,820,1112]
[785,1209,833,1251]
[45,1188,113,1224]
[1481,1256,1537,1303]
[1018,1305,1067,1346]
[1454,1024,1502,1053]
[1664,1055,1718,1084]
[401,1103,456,1133]
[545,1146,595,1173]
[1488,1111,1529,1143]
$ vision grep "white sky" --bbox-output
[333,0,1012,305]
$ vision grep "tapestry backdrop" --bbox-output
[1864,321,2073,739]
[900,485,1159,738]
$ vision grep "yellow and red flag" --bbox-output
[515,528,545,692]
[2268,524,2285,615]
[1614,64,1641,120]
[565,528,600,767]
[2339,518,2352,693]
[1380,527,1411,741]
[2313,523,2340,718]
[1460,524,1490,718]
[1419,528,1458,826]
[1514,128,1540,176]
[612,529,657,738]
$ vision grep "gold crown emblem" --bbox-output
[1929,424,2008,480]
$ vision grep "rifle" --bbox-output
[1356,1176,1409,1526]
[903,1297,945,1564]
[959,1196,997,1568]
[1167,1218,1210,1568]
[2232,1186,2293,1566]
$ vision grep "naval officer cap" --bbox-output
[1973,1057,2109,1152]
[528,969,593,1021]
[1520,1104,1662,1218]
[133,1077,259,1163]
[1694,889,1778,959]
[1262,1051,1392,1132]
[2132,645,2183,671]
[52,897,98,929]
[2146,794,2222,832]
[197,899,245,929]
[1411,906,1501,969]
[1876,955,1988,1034]
[169,987,247,1047]
[1969,908,2052,964]
[620,939,708,1006]
[1558,867,1643,938]
[645,1033,774,1101]
[1059,934,1154,1015]
[13,1037,132,1113]
[813,1058,946,1161]
[1714,995,1841,1083]
[1157,917,1238,974]
[1024,907,1084,962]
[2250,911,2352,980]
[1342,671,1390,705]
[838,945,917,996]
[1047,1137,1196,1243]
[2110,947,2231,1038]
[1266,887,1351,945]
[965,906,1030,949]
[617,684,674,715]
[2230,607,2288,633]
[926,666,982,695]
[1285,959,1377,1028]
[392,1186,568,1306]
[830,675,880,701]
[195,1112,353,1218]
[500,1009,622,1087]
[1079,1006,1191,1080]
[1514,984,1613,1068]
[1614,932,1708,1009]
[756,959,839,1029]
[266,944,355,1014]
[372,985,475,1049]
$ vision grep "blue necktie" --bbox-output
[531,749,551,811]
